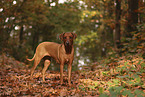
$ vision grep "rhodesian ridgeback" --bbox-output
[27,32,77,86]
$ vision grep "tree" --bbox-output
[126,0,139,38]
[0,0,16,52]
[0,0,82,62]
[114,0,121,49]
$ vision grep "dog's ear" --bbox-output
[59,33,65,41]
[71,32,77,39]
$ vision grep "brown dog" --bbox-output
[27,32,77,86]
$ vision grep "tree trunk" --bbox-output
[115,0,121,49]
[32,31,39,50]
[138,0,144,24]
[101,30,106,57]
[126,0,138,37]
[107,1,114,44]
[19,26,24,48]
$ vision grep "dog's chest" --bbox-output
[59,45,74,63]
[64,54,71,62]
[65,58,69,63]
[61,53,73,63]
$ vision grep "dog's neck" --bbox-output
[64,45,73,54]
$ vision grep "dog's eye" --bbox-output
[64,37,67,39]
[69,37,72,39]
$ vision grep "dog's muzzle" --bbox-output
[66,41,70,46]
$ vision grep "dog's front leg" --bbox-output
[68,60,73,86]
[60,62,64,85]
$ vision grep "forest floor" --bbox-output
[0,54,145,97]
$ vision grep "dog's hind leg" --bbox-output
[42,57,51,82]
[30,55,41,79]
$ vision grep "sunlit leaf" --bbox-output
[99,87,104,94]
[99,94,109,97]
[134,89,144,95]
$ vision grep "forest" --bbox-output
[0,0,145,96]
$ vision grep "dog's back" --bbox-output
[36,42,61,61]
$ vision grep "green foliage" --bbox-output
[1,0,144,65]
[99,87,104,94]
[77,31,98,46]
[79,52,145,96]
[111,88,144,97]
[0,0,145,96]
[0,0,82,62]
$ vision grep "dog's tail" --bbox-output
[27,53,36,61]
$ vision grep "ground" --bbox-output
[0,54,145,97]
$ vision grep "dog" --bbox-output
[27,32,77,86]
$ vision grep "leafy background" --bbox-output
[0,0,145,96]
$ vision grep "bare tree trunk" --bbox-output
[126,0,138,37]
[19,26,24,48]
[32,31,39,50]
[114,0,121,49]
[101,31,106,57]
[107,1,114,43]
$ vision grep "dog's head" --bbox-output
[59,32,77,46]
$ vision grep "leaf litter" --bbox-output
[0,54,145,96]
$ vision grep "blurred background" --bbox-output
[0,0,145,70]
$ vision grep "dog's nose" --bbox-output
[66,41,69,45]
